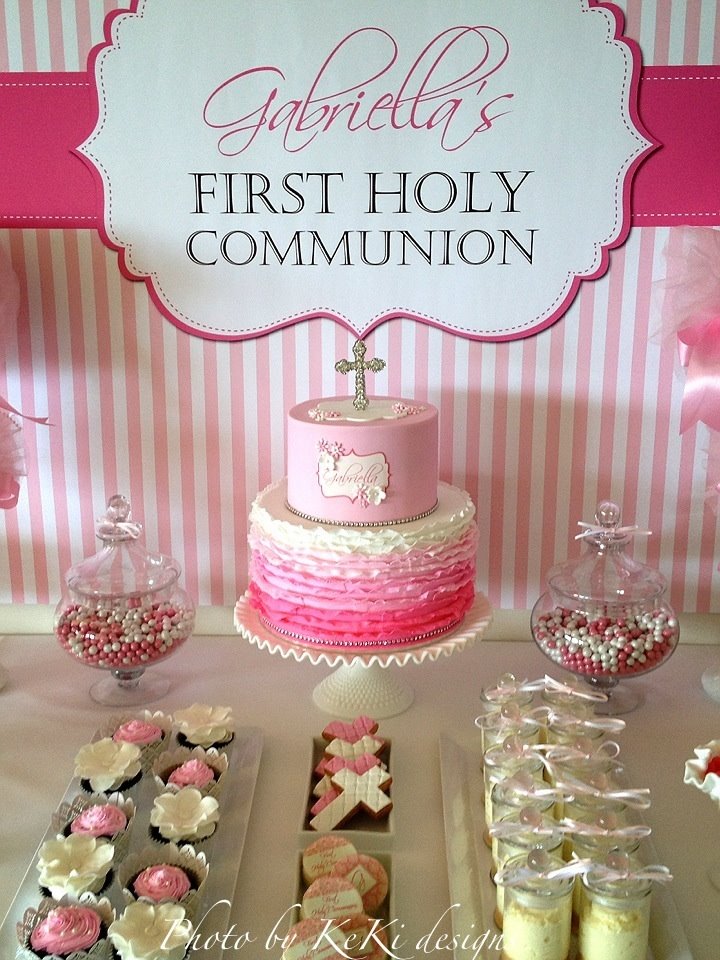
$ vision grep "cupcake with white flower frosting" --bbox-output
[74,738,142,793]
[173,704,234,749]
[109,901,192,960]
[36,834,114,900]
[149,787,219,845]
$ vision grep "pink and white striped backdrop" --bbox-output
[0,0,719,614]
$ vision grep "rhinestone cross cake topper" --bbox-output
[335,339,386,410]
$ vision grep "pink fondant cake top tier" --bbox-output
[286,396,438,525]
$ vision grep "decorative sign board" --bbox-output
[76,0,650,340]
[1,1,718,340]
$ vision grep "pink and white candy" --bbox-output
[533,606,678,677]
[56,599,193,669]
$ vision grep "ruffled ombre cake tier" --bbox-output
[247,480,478,648]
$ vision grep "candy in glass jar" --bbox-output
[531,500,679,714]
[55,495,195,705]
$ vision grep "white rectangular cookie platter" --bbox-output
[0,725,263,960]
[438,733,693,960]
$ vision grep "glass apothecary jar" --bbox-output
[55,495,195,705]
[531,500,679,714]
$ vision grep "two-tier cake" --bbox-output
[238,341,479,650]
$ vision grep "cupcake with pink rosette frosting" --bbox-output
[53,793,135,861]
[118,843,208,922]
[17,896,115,959]
[152,744,228,800]
[102,710,172,771]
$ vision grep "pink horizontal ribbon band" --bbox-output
[0,66,717,228]
[0,72,99,228]
[633,66,720,226]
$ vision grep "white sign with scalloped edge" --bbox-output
[79,0,652,341]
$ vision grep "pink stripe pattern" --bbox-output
[0,1,718,616]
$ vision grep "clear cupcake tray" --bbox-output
[0,721,263,959]
[438,733,693,960]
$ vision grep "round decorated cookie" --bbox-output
[301,836,358,886]
[300,876,364,921]
[330,853,389,912]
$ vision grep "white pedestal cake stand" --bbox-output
[234,593,492,718]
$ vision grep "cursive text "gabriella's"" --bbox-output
[203,25,513,155]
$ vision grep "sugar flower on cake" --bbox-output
[36,834,114,899]
[172,703,234,748]
[74,738,142,792]
[150,787,219,842]
[317,439,346,471]
[357,483,386,508]
[109,901,192,960]
[392,401,424,417]
[684,738,720,803]
[308,407,342,421]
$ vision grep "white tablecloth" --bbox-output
[0,626,718,958]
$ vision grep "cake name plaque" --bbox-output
[79,0,651,340]
[318,449,389,507]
